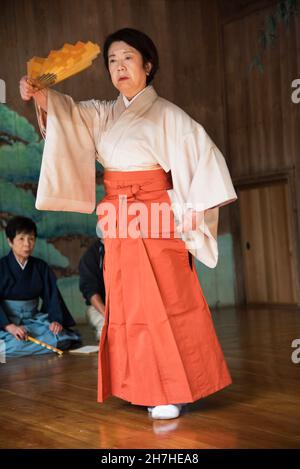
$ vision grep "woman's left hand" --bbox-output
[176,209,204,233]
[49,321,63,335]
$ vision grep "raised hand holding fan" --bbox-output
[27,41,101,89]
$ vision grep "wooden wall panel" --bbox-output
[222,4,300,178]
[239,181,298,304]
[220,1,300,305]
[0,0,226,149]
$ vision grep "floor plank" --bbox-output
[0,308,300,449]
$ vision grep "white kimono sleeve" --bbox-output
[168,122,237,268]
[34,88,106,213]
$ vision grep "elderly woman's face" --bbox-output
[108,41,152,98]
[8,231,36,260]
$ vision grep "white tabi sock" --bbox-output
[147,404,184,420]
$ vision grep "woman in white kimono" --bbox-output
[20,28,237,420]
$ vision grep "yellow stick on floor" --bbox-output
[26,335,64,356]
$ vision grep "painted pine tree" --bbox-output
[0,104,105,321]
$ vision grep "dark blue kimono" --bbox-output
[0,251,80,357]
[79,239,105,305]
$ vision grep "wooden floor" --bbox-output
[0,306,300,449]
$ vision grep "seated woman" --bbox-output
[0,216,81,357]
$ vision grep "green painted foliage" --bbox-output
[57,275,86,323]
[0,141,43,182]
[195,233,236,307]
[36,211,98,238]
[251,0,300,72]
[33,238,69,267]
[35,185,104,237]
[0,104,39,143]
[0,180,104,238]
[0,180,43,221]
[0,103,105,314]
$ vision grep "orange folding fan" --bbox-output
[27,41,101,89]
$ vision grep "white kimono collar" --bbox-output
[114,85,158,118]
[122,86,149,107]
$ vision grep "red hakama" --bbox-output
[97,168,231,406]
